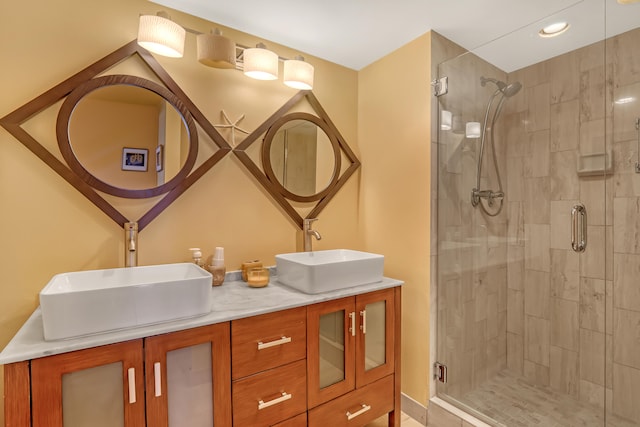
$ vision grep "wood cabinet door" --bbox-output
[31,340,145,427]
[144,323,231,427]
[355,288,395,388]
[307,296,356,408]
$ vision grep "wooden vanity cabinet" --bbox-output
[21,323,231,427]
[307,287,399,426]
[3,286,401,427]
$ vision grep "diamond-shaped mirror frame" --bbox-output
[233,91,361,229]
[0,40,232,232]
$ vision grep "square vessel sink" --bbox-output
[276,249,384,294]
[40,263,212,341]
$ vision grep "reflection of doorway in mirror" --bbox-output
[156,101,186,187]
[271,121,317,196]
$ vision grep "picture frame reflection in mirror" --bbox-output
[122,147,148,171]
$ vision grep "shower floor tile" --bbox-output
[453,370,637,427]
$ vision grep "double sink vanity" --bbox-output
[1,250,402,427]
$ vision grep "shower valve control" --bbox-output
[434,362,448,383]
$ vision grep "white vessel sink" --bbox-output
[276,249,384,294]
[40,263,212,341]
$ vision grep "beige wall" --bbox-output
[358,34,432,405]
[0,0,361,424]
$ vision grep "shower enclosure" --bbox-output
[435,1,640,425]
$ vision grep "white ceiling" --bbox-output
[150,0,640,72]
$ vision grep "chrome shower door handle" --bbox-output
[571,204,587,252]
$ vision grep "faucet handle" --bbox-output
[304,218,318,227]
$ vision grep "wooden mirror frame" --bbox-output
[261,112,341,203]
[0,40,231,232]
[57,74,199,199]
[233,91,361,229]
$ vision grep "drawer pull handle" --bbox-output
[127,367,136,404]
[257,336,292,350]
[154,362,162,397]
[346,404,371,420]
[258,392,292,410]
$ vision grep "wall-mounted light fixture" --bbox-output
[283,56,314,90]
[466,122,481,138]
[137,12,186,58]
[197,28,236,69]
[243,43,279,80]
[137,11,314,90]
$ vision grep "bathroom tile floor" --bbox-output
[366,411,424,426]
[451,370,637,427]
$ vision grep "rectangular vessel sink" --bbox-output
[276,249,384,294]
[40,263,212,341]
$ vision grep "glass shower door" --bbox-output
[432,1,640,423]
[605,1,640,424]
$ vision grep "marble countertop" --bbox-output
[0,272,402,365]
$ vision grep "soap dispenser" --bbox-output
[210,247,226,286]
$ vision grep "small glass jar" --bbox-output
[247,267,269,288]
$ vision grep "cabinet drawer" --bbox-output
[232,359,307,427]
[232,306,306,379]
[308,375,394,427]
[272,412,307,427]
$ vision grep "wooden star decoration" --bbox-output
[213,110,249,146]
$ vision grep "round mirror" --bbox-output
[57,75,198,198]
[262,112,341,202]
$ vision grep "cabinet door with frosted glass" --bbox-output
[307,296,356,408]
[31,340,145,427]
[144,323,231,427]
[355,287,395,388]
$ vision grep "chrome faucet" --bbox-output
[303,218,322,252]
[124,222,138,267]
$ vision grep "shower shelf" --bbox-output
[577,151,612,177]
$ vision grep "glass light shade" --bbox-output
[197,29,236,69]
[243,45,278,80]
[466,122,481,138]
[283,57,314,90]
[441,110,452,131]
[138,14,185,58]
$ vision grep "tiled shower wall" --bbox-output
[504,27,640,421]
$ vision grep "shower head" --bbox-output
[480,76,522,98]
[502,81,522,98]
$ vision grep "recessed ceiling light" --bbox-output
[539,22,570,38]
